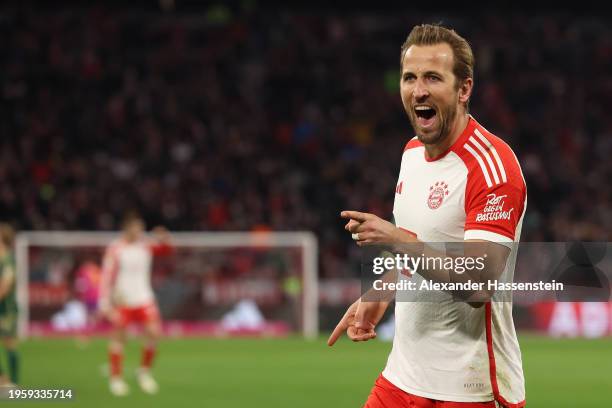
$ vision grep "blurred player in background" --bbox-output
[74,255,102,324]
[329,24,527,408]
[99,212,172,396]
[69,254,102,346]
[0,224,19,386]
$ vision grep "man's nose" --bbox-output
[413,79,429,101]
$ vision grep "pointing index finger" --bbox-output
[340,211,371,222]
[327,320,348,346]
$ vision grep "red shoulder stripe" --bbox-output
[403,137,422,151]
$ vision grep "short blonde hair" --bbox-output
[400,23,474,90]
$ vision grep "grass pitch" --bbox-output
[10,335,612,407]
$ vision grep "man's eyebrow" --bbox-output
[401,69,444,77]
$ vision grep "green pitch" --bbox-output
[11,335,612,407]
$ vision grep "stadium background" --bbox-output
[1,1,611,407]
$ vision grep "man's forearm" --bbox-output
[364,252,398,303]
[391,234,508,302]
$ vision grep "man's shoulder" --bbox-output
[403,136,423,152]
[106,239,127,255]
[454,119,525,191]
[472,123,518,163]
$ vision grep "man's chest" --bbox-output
[118,246,152,272]
[393,150,468,241]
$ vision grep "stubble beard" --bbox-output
[407,101,458,147]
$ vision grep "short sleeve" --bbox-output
[464,180,526,244]
[454,123,527,245]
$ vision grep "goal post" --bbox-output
[15,231,319,339]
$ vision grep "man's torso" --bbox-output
[383,116,527,407]
[108,240,155,307]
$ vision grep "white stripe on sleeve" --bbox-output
[469,136,500,184]
[475,129,507,183]
[464,142,493,188]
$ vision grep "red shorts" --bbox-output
[364,374,497,408]
[116,303,160,327]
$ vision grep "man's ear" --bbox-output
[458,77,473,105]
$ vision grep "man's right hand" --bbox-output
[327,298,390,346]
[98,299,119,324]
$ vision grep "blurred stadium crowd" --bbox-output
[1,5,611,277]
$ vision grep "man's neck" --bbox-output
[123,235,136,243]
[424,112,469,160]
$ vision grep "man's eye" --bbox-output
[403,75,415,81]
[428,75,440,81]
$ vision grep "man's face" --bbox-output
[124,219,144,241]
[400,43,462,145]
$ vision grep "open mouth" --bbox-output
[413,105,437,129]
[414,105,436,120]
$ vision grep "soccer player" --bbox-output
[328,24,527,408]
[0,224,19,386]
[99,212,172,396]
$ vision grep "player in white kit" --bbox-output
[99,212,172,396]
[328,24,527,408]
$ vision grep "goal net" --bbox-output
[14,231,318,339]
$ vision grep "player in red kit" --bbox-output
[328,25,527,408]
[99,212,172,396]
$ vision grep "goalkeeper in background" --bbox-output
[0,224,18,386]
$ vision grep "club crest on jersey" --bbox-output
[427,181,449,209]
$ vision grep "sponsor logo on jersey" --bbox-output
[476,193,514,222]
[427,181,449,209]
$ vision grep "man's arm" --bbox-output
[0,266,15,300]
[327,222,400,346]
[342,210,510,306]
[150,226,173,256]
[98,247,117,319]
[328,212,510,346]
[327,297,390,346]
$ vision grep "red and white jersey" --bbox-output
[101,238,157,307]
[382,116,527,407]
